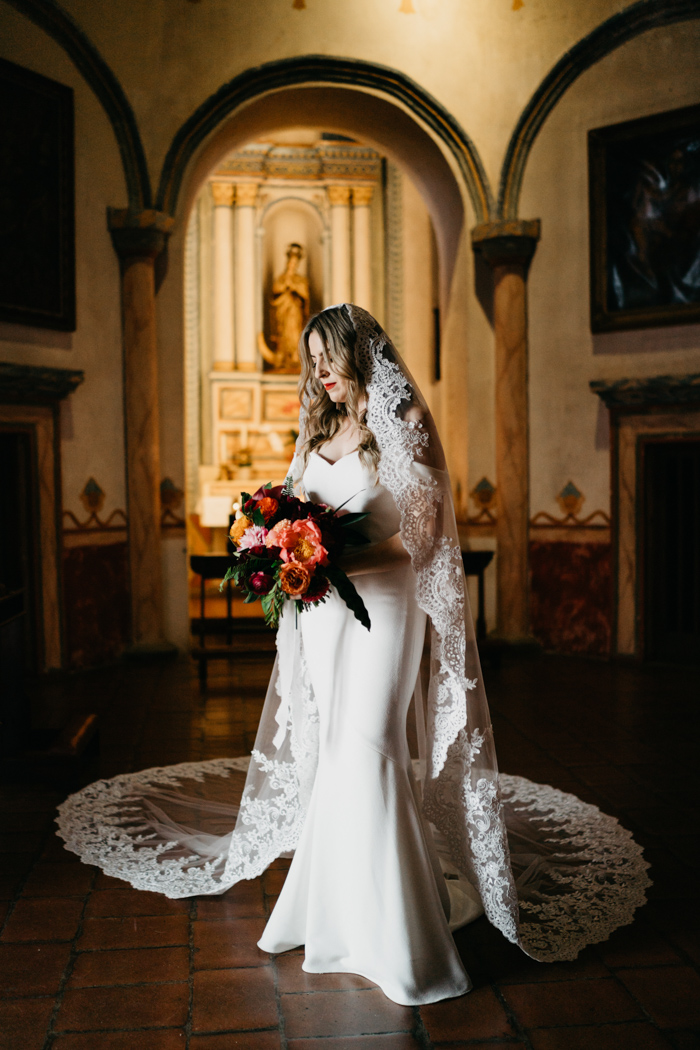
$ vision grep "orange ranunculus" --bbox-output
[278,561,311,596]
[229,514,252,545]
[257,496,279,521]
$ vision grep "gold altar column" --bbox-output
[211,182,235,369]
[109,208,175,652]
[471,219,540,641]
[328,186,352,305]
[234,183,259,371]
[352,186,373,312]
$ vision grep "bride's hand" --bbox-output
[339,532,410,577]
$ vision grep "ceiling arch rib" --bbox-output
[156,55,494,225]
[498,0,700,220]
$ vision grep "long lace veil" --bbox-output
[56,304,650,961]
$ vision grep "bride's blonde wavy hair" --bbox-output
[297,306,380,478]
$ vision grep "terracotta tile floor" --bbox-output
[1,649,697,1049]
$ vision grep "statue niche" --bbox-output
[258,242,310,373]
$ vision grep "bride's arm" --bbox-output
[338,532,410,577]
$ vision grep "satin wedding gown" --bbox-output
[56,303,651,1010]
[258,449,475,1003]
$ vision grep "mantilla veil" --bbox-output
[57,304,650,963]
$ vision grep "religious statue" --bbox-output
[258,243,310,372]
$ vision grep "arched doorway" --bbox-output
[160,84,472,641]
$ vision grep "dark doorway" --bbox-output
[644,438,700,663]
[0,429,40,755]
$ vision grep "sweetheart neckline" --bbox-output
[310,448,360,468]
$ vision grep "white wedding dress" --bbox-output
[56,303,651,1009]
[258,449,475,1002]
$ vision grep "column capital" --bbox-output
[352,185,374,207]
[328,185,351,207]
[235,183,258,207]
[211,181,235,208]
[108,208,175,260]
[471,219,541,270]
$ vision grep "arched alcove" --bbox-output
[260,196,325,333]
[176,86,466,311]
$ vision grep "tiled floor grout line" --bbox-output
[41,864,97,1050]
[0,810,56,938]
[492,981,535,1050]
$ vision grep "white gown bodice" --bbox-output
[303,450,401,546]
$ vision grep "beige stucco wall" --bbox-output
[0,6,127,522]
[522,20,700,520]
[57,0,634,196]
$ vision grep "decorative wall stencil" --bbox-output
[160,478,184,511]
[79,478,105,515]
[589,104,700,332]
[530,541,612,655]
[63,508,127,532]
[0,58,75,330]
[468,477,497,524]
[556,481,584,518]
[161,478,185,529]
[531,482,609,529]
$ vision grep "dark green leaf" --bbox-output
[338,511,369,527]
[325,565,371,630]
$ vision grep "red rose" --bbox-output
[249,571,274,595]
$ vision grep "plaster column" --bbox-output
[328,186,351,304]
[471,219,540,642]
[211,182,235,370]
[234,183,258,371]
[352,185,373,312]
[109,208,175,652]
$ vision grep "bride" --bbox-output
[57,303,650,1006]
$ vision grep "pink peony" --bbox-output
[266,517,328,567]
[238,524,269,550]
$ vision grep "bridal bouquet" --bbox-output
[221,481,371,630]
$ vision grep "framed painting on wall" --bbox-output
[0,57,75,331]
[589,103,700,333]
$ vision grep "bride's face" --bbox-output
[308,330,349,404]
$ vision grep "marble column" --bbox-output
[109,208,174,652]
[352,185,373,312]
[211,182,235,370]
[234,183,258,371]
[328,186,352,304]
[471,219,540,642]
